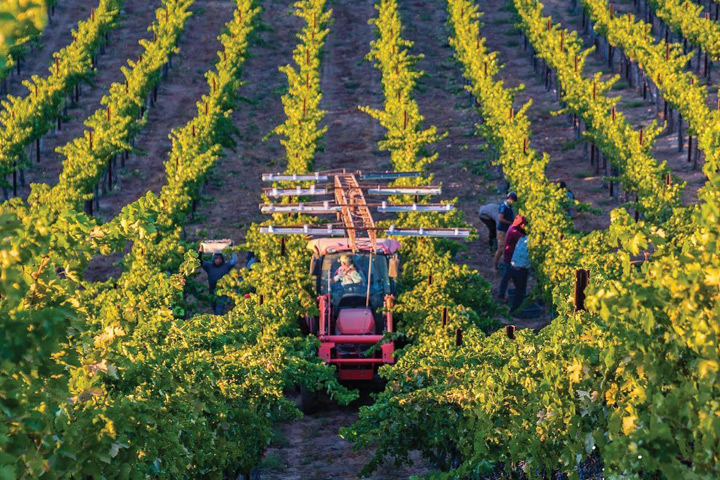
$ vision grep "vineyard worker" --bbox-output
[559,181,575,218]
[333,254,365,287]
[246,251,257,270]
[497,216,527,302]
[509,233,531,314]
[478,202,500,248]
[493,192,517,271]
[201,251,238,315]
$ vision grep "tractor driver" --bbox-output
[332,254,365,291]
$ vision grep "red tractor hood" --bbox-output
[336,308,375,335]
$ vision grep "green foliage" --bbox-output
[0,0,47,77]
[270,0,330,173]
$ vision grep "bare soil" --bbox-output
[258,394,431,480]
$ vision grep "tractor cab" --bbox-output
[309,237,399,335]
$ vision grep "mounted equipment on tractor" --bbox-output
[258,170,469,382]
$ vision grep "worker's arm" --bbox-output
[498,212,512,225]
[227,252,238,267]
[198,248,211,272]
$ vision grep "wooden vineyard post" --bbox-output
[455,328,463,347]
[574,269,589,312]
[505,325,516,340]
[678,114,683,152]
[280,237,287,257]
[12,162,17,197]
[108,157,113,190]
[442,306,448,327]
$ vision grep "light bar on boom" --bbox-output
[261,225,346,236]
[262,172,328,182]
[378,201,454,213]
[386,225,471,238]
[259,224,471,238]
[260,202,340,214]
[264,186,329,197]
[359,171,422,181]
[367,186,442,196]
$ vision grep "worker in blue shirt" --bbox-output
[200,251,238,315]
[509,234,531,314]
[493,192,517,271]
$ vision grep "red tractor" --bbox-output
[259,170,468,383]
[306,237,400,381]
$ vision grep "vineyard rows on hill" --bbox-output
[40,0,194,215]
[1,0,719,478]
[337,1,720,478]
[514,0,681,221]
[581,0,720,178]
[0,0,123,190]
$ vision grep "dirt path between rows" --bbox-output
[185,0,302,247]
[258,393,431,480]
[399,0,505,295]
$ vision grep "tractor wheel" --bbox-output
[310,316,319,335]
[299,385,320,414]
[299,316,319,335]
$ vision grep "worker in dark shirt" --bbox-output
[493,192,517,271]
[200,251,238,315]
